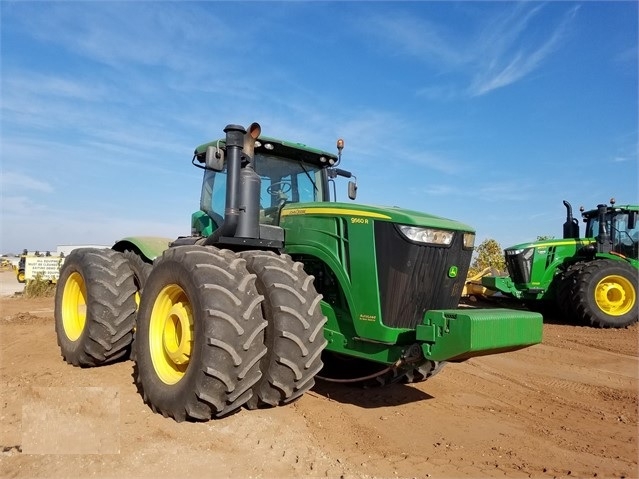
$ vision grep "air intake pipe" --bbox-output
[209,122,262,241]
[217,124,246,238]
[596,203,611,253]
[562,200,580,239]
[235,123,262,238]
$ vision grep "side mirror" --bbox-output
[348,180,357,200]
[628,211,637,230]
[205,145,224,172]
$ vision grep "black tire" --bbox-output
[370,360,445,387]
[403,361,445,384]
[122,250,153,360]
[123,250,152,296]
[317,354,444,387]
[556,262,585,321]
[54,248,137,367]
[573,259,638,328]
[17,269,26,284]
[239,251,327,409]
[134,246,267,422]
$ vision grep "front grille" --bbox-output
[375,222,471,329]
[505,249,533,284]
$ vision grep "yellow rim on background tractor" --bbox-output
[149,284,194,385]
[61,272,87,341]
[17,271,25,283]
[594,274,636,316]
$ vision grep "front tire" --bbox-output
[54,248,137,366]
[240,251,327,409]
[403,361,445,384]
[556,262,584,322]
[134,246,267,421]
[371,360,445,387]
[573,259,638,328]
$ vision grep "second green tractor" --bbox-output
[483,199,638,328]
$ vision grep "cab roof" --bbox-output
[581,204,639,218]
[194,136,338,168]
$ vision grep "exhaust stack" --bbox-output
[562,200,580,239]
[217,122,262,239]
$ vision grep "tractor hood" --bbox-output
[280,202,474,232]
[505,238,593,253]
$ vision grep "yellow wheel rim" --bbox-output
[61,272,87,341]
[149,284,194,385]
[594,274,636,316]
[135,291,141,309]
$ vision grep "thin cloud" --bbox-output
[415,184,460,196]
[3,72,109,102]
[477,183,534,202]
[469,5,580,96]
[362,11,467,69]
[1,173,54,193]
[16,3,235,72]
[361,3,579,97]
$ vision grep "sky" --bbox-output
[1,1,637,255]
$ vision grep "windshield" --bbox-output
[200,153,325,226]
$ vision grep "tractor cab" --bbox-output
[580,200,639,259]
[191,135,355,238]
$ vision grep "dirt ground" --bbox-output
[1,271,637,479]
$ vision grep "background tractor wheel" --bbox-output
[240,251,327,409]
[123,250,152,303]
[573,259,638,328]
[123,250,153,360]
[17,269,26,284]
[54,248,137,367]
[134,246,267,422]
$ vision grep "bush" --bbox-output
[23,274,57,298]
[469,238,506,276]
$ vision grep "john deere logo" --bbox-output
[448,266,458,278]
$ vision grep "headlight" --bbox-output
[463,233,475,249]
[507,248,534,259]
[398,225,453,246]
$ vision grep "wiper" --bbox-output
[299,161,318,192]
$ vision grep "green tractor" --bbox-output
[54,122,542,422]
[483,199,638,328]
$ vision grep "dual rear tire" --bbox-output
[133,247,327,419]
